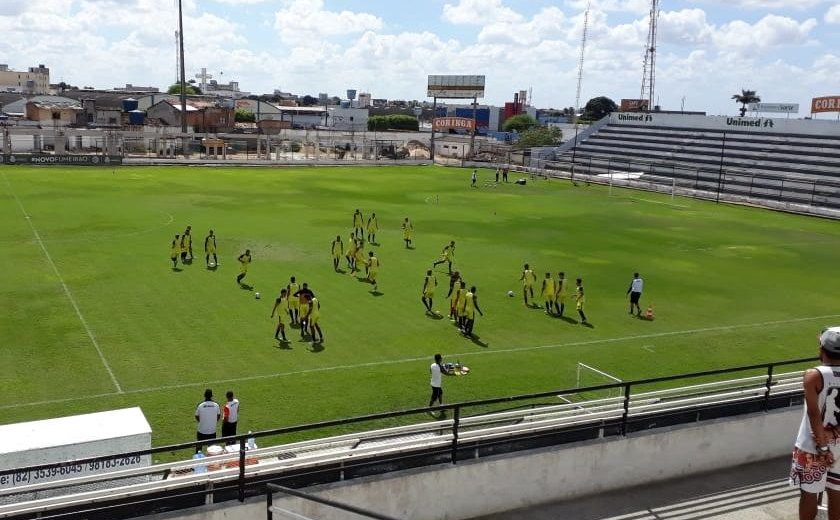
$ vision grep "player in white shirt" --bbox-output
[627,273,644,317]
[428,354,449,416]
[222,391,240,440]
[194,388,220,453]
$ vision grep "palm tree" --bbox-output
[732,89,761,117]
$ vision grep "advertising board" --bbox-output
[0,155,122,166]
[433,117,475,131]
[747,103,799,113]
[811,96,840,114]
[620,99,649,112]
[427,75,485,99]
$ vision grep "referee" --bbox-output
[627,273,644,317]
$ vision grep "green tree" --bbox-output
[234,108,255,123]
[732,89,760,117]
[301,95,318,107]
[367,114,418,131]
[515,126,563,149]
[167,83,202,95]
[502,114,538,133]
[581,96,617,121]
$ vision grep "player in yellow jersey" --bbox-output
[270,288,290,342]
[432,240,456,274]
[366,251,380,291]
[305,295,323,344]
[345,234,357,271]
[204,230,217,268]
[236,249,251,286]
[366,212,379,244]
[461,286,484,337]
[421,269,437,314]
[401,217,413,248]
[286,276,300,324]
[353,209,365,239]
[170,234,180,269]
[456,281,469,330]
[541,272,555,314]
[296,283,314,339]
[519,263,536,306]
[184,225,193,261]
[180,227,191,263]
[575,277,588,325]
[331,235,343,271]
[450,280,466,322]
[553,272,567,317]
[354,238,366,274]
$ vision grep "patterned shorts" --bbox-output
[790,447,840,493]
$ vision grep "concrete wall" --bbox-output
[147,408,800,520]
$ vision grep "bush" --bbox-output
[367,115,419,131]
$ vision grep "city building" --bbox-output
[357,92,371,108]
[111,84,160,93]
[328,107,368,131]
[0,64,50,95]
[204,79,249,99]
[145,100,234,133]
[23,96,83,126]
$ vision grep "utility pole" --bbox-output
[178,0,188,136]
[574,1,590,122]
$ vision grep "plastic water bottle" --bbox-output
[246,431,256,450]
[192,452,207,474]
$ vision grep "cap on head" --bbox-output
[821,327,840,355]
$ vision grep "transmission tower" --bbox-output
[574,1,591,121]
[174,30,180,83]
[639,0,660,111]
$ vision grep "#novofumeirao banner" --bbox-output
[0,155,123,166]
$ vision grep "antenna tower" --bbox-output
[174,30,180,83]
[574,1,591,120]
[639,0,660,111]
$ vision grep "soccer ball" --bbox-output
[208,262,216,268]
[507,290,514,297]
[255,292,261,300]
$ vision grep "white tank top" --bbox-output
[795,365,840,451]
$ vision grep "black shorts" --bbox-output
[430,386,443,402]
[221,421,237,438]
[630,292,641,304]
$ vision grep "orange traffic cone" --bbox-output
[645,304,655,321]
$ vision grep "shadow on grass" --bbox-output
[239,283,253,291]
[465,334,489,348]
[276,340,292,350]
[335,268,347,274]
[426,311,445,320]
[581,322,595,329]
[206,265,218,272]
[556,315,578,325]
[308,342,325,353]
[171,267,183,272]
[370,290,384,297]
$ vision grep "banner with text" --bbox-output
[609,113,840,137]
[811,96,840,114]
[433,117,476,131]
[747,103,799,113]
[620,99,649,112]
[0,155,123,166]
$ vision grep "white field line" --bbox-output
[1,171,123,394]
[629,197,691,209]
[3,313,835,411]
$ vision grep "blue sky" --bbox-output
[1,0,838,115]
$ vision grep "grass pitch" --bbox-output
[1,165,836,447]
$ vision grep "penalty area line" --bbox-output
[1,171,124,394]
[3,313,835,411]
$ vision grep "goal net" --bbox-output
[573,362,623,401]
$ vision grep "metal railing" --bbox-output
[0,357,813,519]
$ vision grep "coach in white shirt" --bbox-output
[627,273,644,317]
[195,388,220,453]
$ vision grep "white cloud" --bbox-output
[658,9,714,45]
[564,0,650,14]
[826,4,840,23]
[212,0,266,4]
[691,0,830,9]
[712,14,817,52]
[273,0,383,43]
[442,0,523,25]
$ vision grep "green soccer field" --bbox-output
[0,164,836,447]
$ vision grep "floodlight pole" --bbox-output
[430,97,437,162]
[716,131,726,203]
[469,96,477,160]
[177,0,189,152]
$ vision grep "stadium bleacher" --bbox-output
[551,113,840,210]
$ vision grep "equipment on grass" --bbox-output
[575,362,623,399]
[208,262,216,268]
[507,290,514,297]
[255,292,261,299]
[645,304,655,320]
[515,178,526,185]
